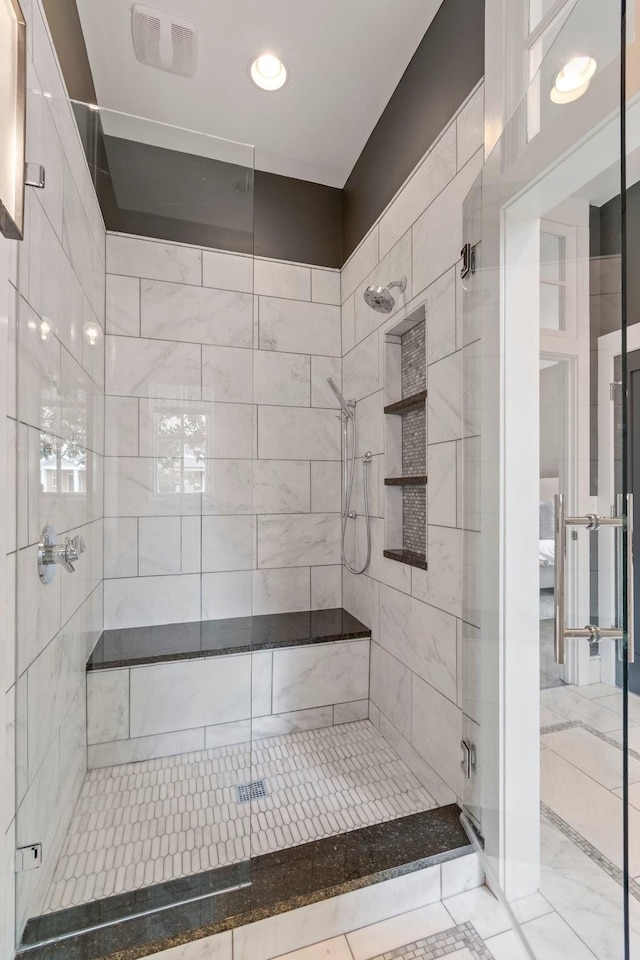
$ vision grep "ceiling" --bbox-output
[75,0,443,187]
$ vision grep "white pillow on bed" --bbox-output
[539,539,555,565]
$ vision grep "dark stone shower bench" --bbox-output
[85,609,373,767]
[87,607,371,671]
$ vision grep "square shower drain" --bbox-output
[236,779,268,803]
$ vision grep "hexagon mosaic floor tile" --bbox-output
[44,720,435,913]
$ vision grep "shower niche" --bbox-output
[383,305,427,569]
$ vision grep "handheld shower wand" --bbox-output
[326,378,371,575]
[327,377,354,419]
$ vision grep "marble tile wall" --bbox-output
[340,82,484,804]
[2,0,107,946]
[86,640,370,766]
[104,236,342,629]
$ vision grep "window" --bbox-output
[539,219,577,336]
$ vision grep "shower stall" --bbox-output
[1,17,478,952]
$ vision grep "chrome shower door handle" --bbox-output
[554,494,567,665]
[553,494,633,664]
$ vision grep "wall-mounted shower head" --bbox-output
[327,377,354,419]
[363,276,407,314]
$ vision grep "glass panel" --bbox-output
[540,230,566,283]
[540,281,565,330]
[529,0,565,33]
[461,0,632,957]
[13,93,255,948]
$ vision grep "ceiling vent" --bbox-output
[132,4,198,78]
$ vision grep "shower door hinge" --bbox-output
[610,381,622,401]
[25,163,46,189]
[460,242,476,279]
[16,843,42,871]
[460,739,476,779]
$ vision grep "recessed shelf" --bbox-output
[383,390,428,415]
[384,476,427,486]
[383,549,427,570]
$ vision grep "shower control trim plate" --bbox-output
[38,525,87,584]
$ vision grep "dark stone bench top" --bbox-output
[87,608,371,671]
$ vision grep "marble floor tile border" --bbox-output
[369,921,494,960]
[540,719,640,903]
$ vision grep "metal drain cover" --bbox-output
[236,779,267,803]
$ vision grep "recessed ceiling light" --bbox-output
[550,56,597,103]
[250,53,288,91]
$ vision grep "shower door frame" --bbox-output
[463,54,633,908]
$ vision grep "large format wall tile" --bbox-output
[257,514,341,568]
[259,297,340,356]
[202,460,253,515]
[253,350,310,407]
[413,526,463,619]
[202,345,253,403]
[258,406,340,460]
[311,269,340,306]
[141,280,253,347]
[106,336,202,399]
[310,355,342,408]
[272,640,369,712]
[310,461,341,513]
[427,350,463,443]
[104,396,138,457]
[457,85,485,171]
[203,250,253,293]
[104,457,202,517]
[102,238,343,635]
[254,259,310,301]
[129,655,252,737]
[201,571,252,619]
[412,149,483,296]
[87,670,129,744]
[104,575,201,629]
[253,460,310,514]
[412,674,462,795]
[370,642,412,739]
[343,331,380,401]
[138,517,182,576]
[252,567,311,614]
[379,584,457,703]
[107,235,202,285]
[379,124,457,260]
[201,516,253,572]
[106,275,140,337]
[311,565,342,609]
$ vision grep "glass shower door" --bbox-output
[461,0,636,956]
[13,86,257,950]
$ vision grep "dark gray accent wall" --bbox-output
[254,172,343,268]
[342,0,485,259]
[41,0,97,103]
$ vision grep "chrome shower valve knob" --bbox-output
[38,526,87,583]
